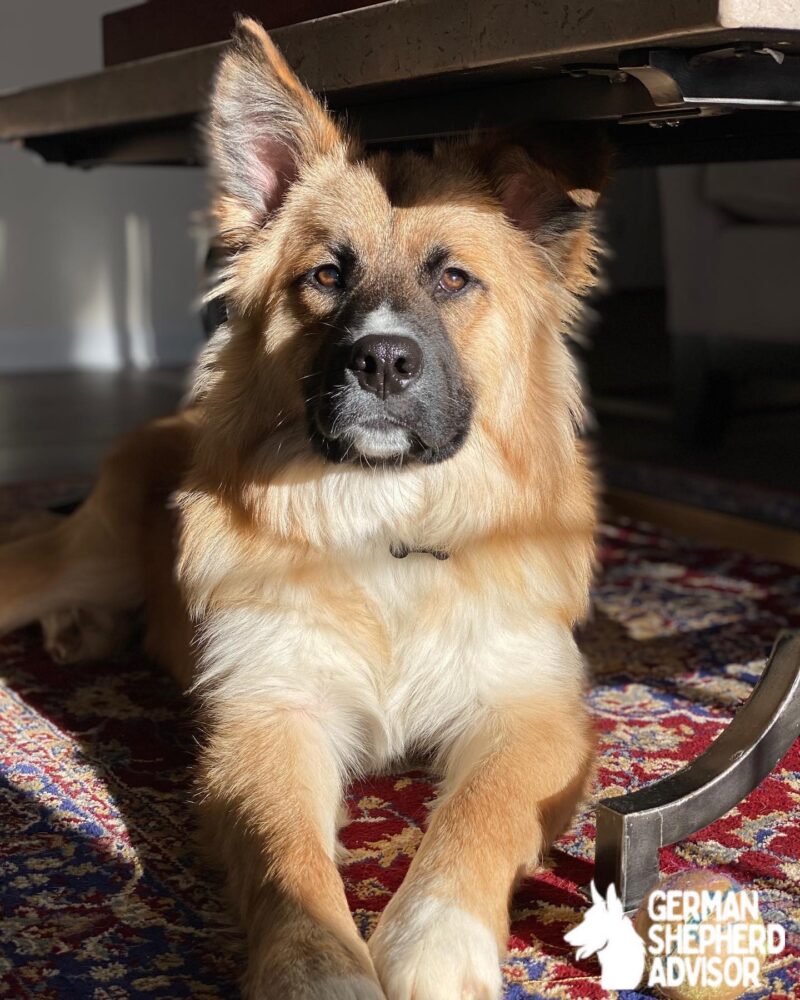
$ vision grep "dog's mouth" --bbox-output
[335,415,415,462]
[312,409,442,465]
[311,400,470,466]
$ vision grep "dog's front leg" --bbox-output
[201,700,384,1000]
[369,697,594,1000]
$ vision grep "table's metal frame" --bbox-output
[2,0,800,905]
[595,631,800,912]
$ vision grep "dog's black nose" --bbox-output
[348,335,422,398]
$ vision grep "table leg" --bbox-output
[594,630,800,912]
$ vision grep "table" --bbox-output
[0,0,799,167]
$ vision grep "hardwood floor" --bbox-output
[0,370,186,484]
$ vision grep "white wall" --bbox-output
[0,0,208,371]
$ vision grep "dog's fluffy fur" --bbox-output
[0,19,606,1000]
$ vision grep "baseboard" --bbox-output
[604,488,800,568]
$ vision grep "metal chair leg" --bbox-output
[594,630,800,913]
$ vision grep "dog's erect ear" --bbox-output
[590,880,603,906]
[493,148,599,240]
[208,17,346,241]
[481,131,608,293]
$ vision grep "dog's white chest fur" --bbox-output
[196,541,585,771]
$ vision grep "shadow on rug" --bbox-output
[1,516,799,998]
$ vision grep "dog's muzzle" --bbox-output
[308,305,472,465]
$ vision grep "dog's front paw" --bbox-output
[369,895,502,1000]
[299,974,386,1000]
[247,969,384,1000]
[244,920,386,1000]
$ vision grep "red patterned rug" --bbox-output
[1,507,799,998]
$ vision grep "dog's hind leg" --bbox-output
[0,508,142,643]
[0,522,77,635]
[0,508,64,545]
[41,606,135,665]
[0,412,194,661]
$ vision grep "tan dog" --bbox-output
[0,19,605,1000]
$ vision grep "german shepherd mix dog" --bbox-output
[0,19,605,1000]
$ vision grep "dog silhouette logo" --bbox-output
[564,881,646,989]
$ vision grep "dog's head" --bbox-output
[198,19,604,476]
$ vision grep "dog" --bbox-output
[0,18,605,1000]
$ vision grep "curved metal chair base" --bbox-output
[594,630,800,913]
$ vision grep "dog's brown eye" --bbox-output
[439,268,469,293]
[313,265,342,289]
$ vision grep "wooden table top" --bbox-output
[1,0,799,166]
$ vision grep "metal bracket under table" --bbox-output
[594,630,800,913]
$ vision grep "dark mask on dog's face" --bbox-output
[302,236,477,465]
